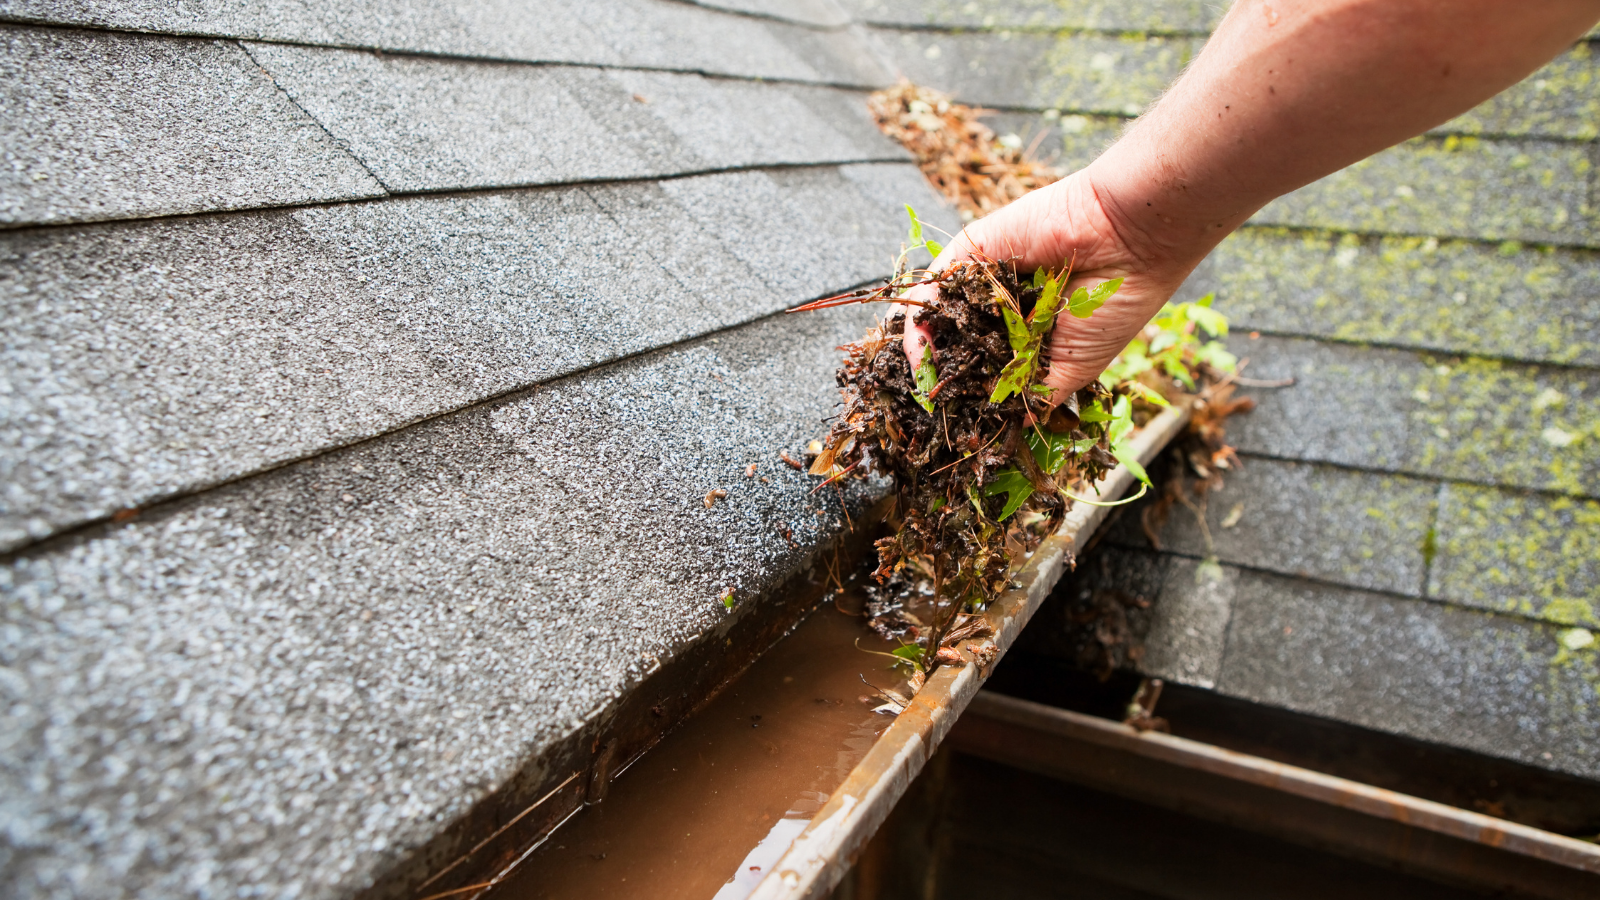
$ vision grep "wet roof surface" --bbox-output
[0,3,954,897]
[5,1,1599,897]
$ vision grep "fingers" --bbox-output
[1037,278,1174,405]
[898,282,940,369]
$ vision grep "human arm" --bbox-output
[905,0,1600,399]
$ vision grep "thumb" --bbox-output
[898,281,939,370]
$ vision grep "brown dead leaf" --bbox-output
[867,81,1061,221]
[703,488,728,508]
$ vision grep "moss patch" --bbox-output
[1253,136,1595,246]
[1432,484,1600,626]
[1206,227,1600,365]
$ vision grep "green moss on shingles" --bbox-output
[1252,137,1595,245]
[1408,356,1598,496]
[1431,485,1600,626]
[1443,42,1600,140]
[1206,227,1600,365]
[1040,32,1195,115]
[875,0,1219,33]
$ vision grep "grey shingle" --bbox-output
[245,45,903,193]
[1189,226,1600,367]
[1252,136,1596,246]
[1214,566,1600,780]
[0,165,948,551]
[870,27,1197,116]
[657,165,948,304]
[840,0,1221,32]
[686,0,852,27]
[0,0,893,86]
[1431,484,1600,627]
[1110,457,1437,597]
[0,26,383,228]
[1224,336,1600,499]
[1141,556,1236,689]
[1442,42,1600,141]
[601,70,901,168]
[0,306,878,900]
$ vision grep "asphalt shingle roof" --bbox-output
[0,3,955,897]
[5,0,1598,897]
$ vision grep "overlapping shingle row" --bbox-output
[0,3,960,898]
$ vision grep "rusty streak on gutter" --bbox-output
[748,402,1193,900]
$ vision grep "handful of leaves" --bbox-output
[795,208,1234,669]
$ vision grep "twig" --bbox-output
[810,458,861,494]
[928,427,1004,476]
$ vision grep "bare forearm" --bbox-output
[1088,0,1600,269]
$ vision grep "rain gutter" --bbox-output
[948,690,1600,899]
[748,402,1192,899]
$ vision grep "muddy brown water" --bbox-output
[490,591,900,900]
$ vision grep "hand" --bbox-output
[900,170,1204,406]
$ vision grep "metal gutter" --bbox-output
[949,690,1600,899]
[748,402,1192,900]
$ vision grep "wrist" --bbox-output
[1079,153,1240,278]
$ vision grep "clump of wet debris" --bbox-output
[789,202,1262,683]
[792,212,1161,674]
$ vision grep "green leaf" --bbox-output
[1186,303,1228,337]
[1159,354,1196,390]
[1089,277,1123,304]
[1079,400,1113,423]
[915,355,939,395]
[891,644,925,665]
[988,347,1037,403]
[1029,276,1064,338]
[925,239,943,258]
[1111,444,1152,486]
[1123,381,1171,407]
[927,496,946,514]
[721,589,735,610]
[1194,341,1238,372]
[1033,267,1048,288]
[1107,395,1135,445]
[1026,428,1091,474]
[1002,306,1031,354]
[1068,277,1122,318]
[982,467,1035,521]
[910,355,939,413]
[905,204,924,247]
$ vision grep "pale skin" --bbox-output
[904,0,1600,402]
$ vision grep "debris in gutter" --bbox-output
[790,205,1235,680]
[704,488,728,508]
